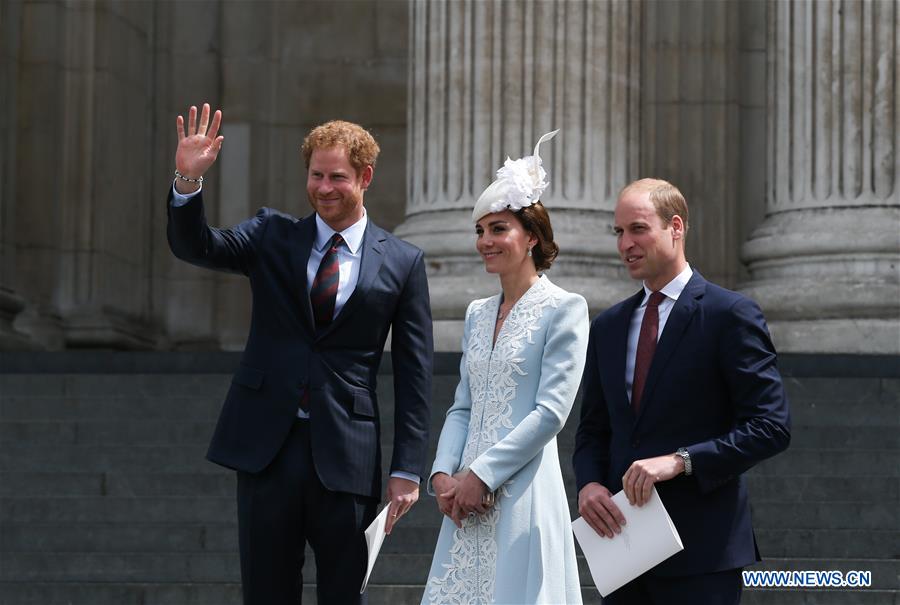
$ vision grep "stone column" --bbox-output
[396,0,642,349]
[12,0,162,349]
[0,0,34,349]
[11,0,69,348]
[741,0,900,354]
[154,0,226,350]
[55,1,159,348]
[641,0,756,290]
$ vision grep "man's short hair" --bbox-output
[301,120,380,174]
[619,178,689,236]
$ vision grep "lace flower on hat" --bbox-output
[472,130,560,222]
[490,155,550,214]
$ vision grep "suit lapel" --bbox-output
[316,222,386,340]
[292,216,316,334]
[634,272,706,424]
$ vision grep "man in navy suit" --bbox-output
[166,104,433,604]
[573,178,790,604]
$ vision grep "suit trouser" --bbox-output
[603,568,742,605]
[236,418,377,605]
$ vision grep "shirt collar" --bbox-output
[642,263,693,305]
[314,210,367,254]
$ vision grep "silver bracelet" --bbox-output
[174,170,203,184]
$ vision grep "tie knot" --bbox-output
[330,233,345,250]
[647,291,666,308]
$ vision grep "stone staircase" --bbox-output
[0,353,897,604]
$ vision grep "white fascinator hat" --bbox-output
[472,129,560,223]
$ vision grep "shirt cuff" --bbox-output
[390,471,421,484]
[171,180,202,207]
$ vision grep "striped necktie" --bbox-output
[310,233,344,329]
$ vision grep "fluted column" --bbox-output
[0,0,34,349]
[10,1,163,349]
[397,0,642,349]
[741,0,900,353]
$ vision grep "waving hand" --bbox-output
[174,103,224,193]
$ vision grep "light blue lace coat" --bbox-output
[422,276,588,604]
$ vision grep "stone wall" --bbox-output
[1,0,897,353]
[643,0,768,289]
[3,0,409,351]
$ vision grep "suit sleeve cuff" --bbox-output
[390,471,420,484]
[171,180,202,206]
[467,461,497,492]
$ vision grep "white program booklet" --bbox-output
[360,505,391,593]
[572,486,684,597]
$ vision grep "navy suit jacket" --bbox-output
[574,271,790,576]
[167,190,433,498]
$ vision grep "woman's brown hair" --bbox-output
[515,202,558,271]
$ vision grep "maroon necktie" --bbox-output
[310,233,344,330]
[631,291,666,412]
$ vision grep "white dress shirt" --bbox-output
[625,264,693,403]
[306,211,366,319]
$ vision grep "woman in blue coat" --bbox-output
[423,131,588,604]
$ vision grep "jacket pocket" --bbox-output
[352,388,376,418]
[232,364,265,390]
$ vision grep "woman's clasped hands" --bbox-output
[432,470,493,528]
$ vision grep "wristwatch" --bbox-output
[676,447,692,476]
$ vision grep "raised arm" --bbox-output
[167,103,265,275]
[174,103,224,194]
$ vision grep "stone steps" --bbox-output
[555,447,899,478]
[752,529,899,559]
[0,420,217,445]
[744,475,899,501]
[4,496,897,537]
[748,558,899,590]
[0,495,438,527]
[5,417,897,450]
[742,590,900,605]
[4,581,894,605]
[6,554,896,593]
[2,377,896,422]
[556,424,900,450]
[0,582,460,605]
[0,471,235,498]
[0,552,438,584]
[3,441,896,478]
[0,360,897,604]
[5,520,897,560]
[4,546,898,588]
[0,523,440,554]
[4,470,895,501]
